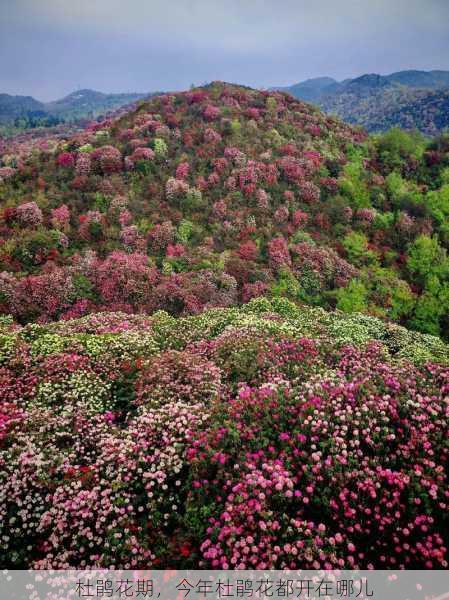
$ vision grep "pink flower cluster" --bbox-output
[0,302,448,569]
[16,201,43,227]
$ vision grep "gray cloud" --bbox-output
[1,0,448,100]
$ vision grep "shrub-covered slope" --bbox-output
[1,82,449,336]
[1,297,448,569]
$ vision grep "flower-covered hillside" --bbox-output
[1,82,449,336]
[1,297,448,569]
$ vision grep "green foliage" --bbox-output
[72,274,97,301]
[153,138,168,157]
[93,192,109,213]
[182,188,204,211]
[230,119,242,137]
[408,286,449,336]
[176,220,194,244]
[356,267,415,321]
[336,279,368,313]
[270,268,301,300]
[373,211,395,230]
[88,220,104,241]
[425,184,449,226]
[266,128,284,149]
[79,144,93,153]
[265,97,277,114]
[388,279,415,321]
[376,128,425,170]
[338,151,370,208]
[406,237,449,335]
[385,172,407,206]
[440,167,449,186]
[136,218,153,236]
[11,229,63,269]
[407,235,449,285]
[270,267,323,305]
[342,231,376,266]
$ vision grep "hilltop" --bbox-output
[1,81,449,337]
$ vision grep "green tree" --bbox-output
[408,277,449,336]
[376,128,425,171]
[339,156,371,208]
[425,184,449,226]
[342,231,377,266]
[407,235,449,285]
[407,238,449,335]
[336,279,368,313]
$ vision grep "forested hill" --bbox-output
[274,70,449,135]
[0,89,150,128]
[1,81,449,337]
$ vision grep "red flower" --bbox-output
[180,542,191,558]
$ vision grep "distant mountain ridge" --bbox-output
[45,89,149,120]
[0,94,46,121]
[274,77,337,102]
[272,69,449,135]
[0,88,150,127]
[3,69,449,135]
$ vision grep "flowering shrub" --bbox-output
[120,225,139,250]
[299,180,321,203]
[165,177,189,201]
[92,251,158,308]
[0,298,447,569]
[268,236,291,271]
[175,162,190,180]
[56,152,76,168]
[153,138,168,157]
[75,153,92,176]
[204,127,222,144]
[92,145,122,174]
[135,350,222,408]
[129,146,155,165]
[0,166,16,181]
[147,221,175,253]
[203,105,221,121]
[187,340,449,570]
[51,204,70,231]
[16,202,43,228]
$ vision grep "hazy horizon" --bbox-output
[3,66,449,103]
[1,0,449,101]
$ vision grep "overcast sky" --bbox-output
[1,0,448,101]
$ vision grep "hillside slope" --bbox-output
[1,82,449,336]
[320,84,449,136]
[275,70,449,135]
[0,94,46,124]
